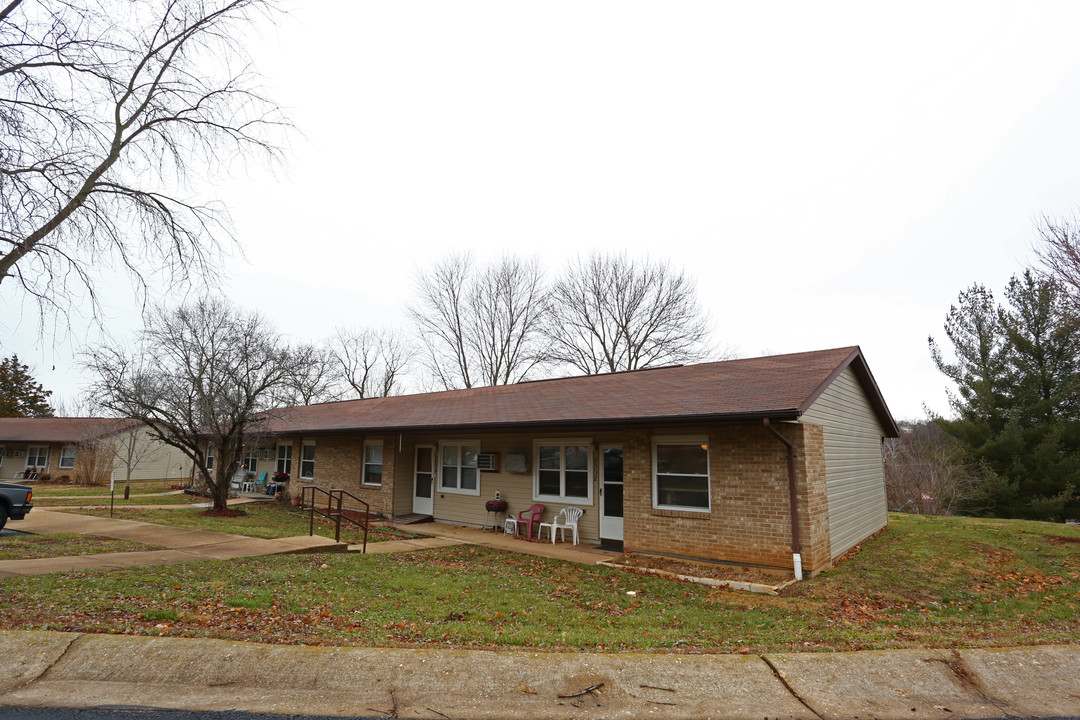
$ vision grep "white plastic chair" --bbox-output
[539,507,583,545]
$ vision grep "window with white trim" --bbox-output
[533,440,592,504]
[59,445,76,469]
[26,446,48,468]
[0,446,4,468]
[205,444,214,470]
[652,437,710,511]
[243,449,258,473]
[363,441,383,486]
[439,441,480,495]
[299,443,315,480]
[276,444,292,475]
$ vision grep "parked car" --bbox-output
[0,481,34,530]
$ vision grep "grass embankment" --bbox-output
[0,534,164,561]
[28,482,174,497]
[62,503,419,544]
[2,513,1077,652]
[33,494,200,507]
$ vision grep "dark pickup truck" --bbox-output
[0,481,34,530]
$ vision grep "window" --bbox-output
[299,443,315,479]
[276,444,292,475]
[205,444,214,470]
[26,446,48,468]
[0,446,4,468]
[439,441,480,495]
[533,440,592,504]
[653,437,710,511]
[243,449,258,473]
[59,445,76,469]
[363,441,383,486]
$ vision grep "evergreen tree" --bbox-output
[931,274,1080,521]
[929,284,1009,428]
[0,355,55,417]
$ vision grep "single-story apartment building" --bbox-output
[262,346,898,576]
[0,417,188,484]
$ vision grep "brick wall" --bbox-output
[622,423,832,573]
[293,434,396,517]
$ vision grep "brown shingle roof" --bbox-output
[0,417,135,443]
[266,346,898,437]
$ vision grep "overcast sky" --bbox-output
[5,1,1080,421]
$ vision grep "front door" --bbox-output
[413,445,435,516]
[599,445,624,545]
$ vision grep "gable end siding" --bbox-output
[800,366,888,559]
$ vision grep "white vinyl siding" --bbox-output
[801,366,889,559]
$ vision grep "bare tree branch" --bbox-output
[0,0,288,330]
[545,252,712,374]
[329,327,412,399]
[408,253,548,390]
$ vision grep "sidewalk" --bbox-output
[1,630,1078,719]
[0,510,346,577]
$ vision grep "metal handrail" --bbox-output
[302,484,370,553]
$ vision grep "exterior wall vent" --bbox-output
[477,452,499,472]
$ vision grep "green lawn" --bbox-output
[62,503,421,544]
[34,494,200,507]
[0,534,164,561]
[1,513,1077,652]
[27,482,173,496]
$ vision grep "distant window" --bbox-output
[26,446,49,468]
[243,450,258,473]
[299,443,315,480]
[363,441,383,486]
[439,441,480,495]
[205,445,214,470]
[276,444,292,475]
[59,445,76,469]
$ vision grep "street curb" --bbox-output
[0,631,1078,719]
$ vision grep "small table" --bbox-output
[503,517,519,537]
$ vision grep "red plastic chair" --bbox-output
[517,503,545,541]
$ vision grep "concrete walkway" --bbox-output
[1,630,1078,719]
[0,510,345,577]
[1,509,621,577]
[394,520,622,564]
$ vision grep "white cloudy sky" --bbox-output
[5,1,1080,420]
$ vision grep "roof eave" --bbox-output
[269,409,803,437]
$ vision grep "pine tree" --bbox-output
[931,274,1080,521]
[0,355,55,418]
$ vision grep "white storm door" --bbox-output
[599,445,624,542]
[413,445,435,515]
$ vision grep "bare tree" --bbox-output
[0,0,286,325]
[1034,213,1080,312]
[408,253,548,389]
[276,344,342,406]
[73,438,113,486]
[545,253,712,374]
[83,298,303,511]
[329,327,411,399]
[883,420,986,515]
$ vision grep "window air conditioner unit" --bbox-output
[13,450,25,457]
[477,452,499,472]
[259,449,273,460]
